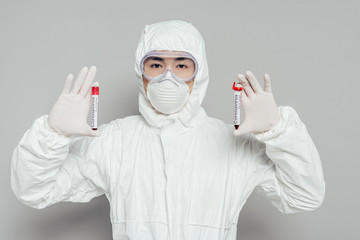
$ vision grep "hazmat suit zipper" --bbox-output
[160,126,175,239]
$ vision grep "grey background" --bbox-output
[1,0,358,239]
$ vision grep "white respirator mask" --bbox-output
[145,71,193,114]
[141,50,198,115]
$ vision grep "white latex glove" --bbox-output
[47,66,101,137]
[233,71,280,136]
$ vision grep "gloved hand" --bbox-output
[47,66,101,137]
[233,71,280,136]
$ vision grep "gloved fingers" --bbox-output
[71,66,89,95]
[263,74,272,93]
[237,73,255,93]
[79,66,97,98]
[240,89,248,103]
[243,86,255,98]
[62,74,74,94]
[237,73,249,86]
[85,84,91,101]
[245,71,262,93]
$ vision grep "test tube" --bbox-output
[232,81,243,130]
[91,82,99,130]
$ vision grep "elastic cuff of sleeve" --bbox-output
[252,106,287,141]
[41,115,72,148]
[44,118,71,138]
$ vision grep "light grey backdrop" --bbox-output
[1,0,358,239]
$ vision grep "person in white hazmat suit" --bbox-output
[11,20,325,240]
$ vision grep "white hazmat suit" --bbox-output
[11,20,325,240]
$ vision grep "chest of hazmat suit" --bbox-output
[11,20,325,240]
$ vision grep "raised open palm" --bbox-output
[47,66,101,137]
[234,71,280,136]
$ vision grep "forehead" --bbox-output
[145,56,192,62]
[143,50,193,59]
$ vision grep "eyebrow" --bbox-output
[148,57,190,61]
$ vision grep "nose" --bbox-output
[163,69,173,78]
[158,71,180,86]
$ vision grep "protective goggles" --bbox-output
[140,50,198,82]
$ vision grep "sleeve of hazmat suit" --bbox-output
[246,106,325,214]
[11,114,118,209]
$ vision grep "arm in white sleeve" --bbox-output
[11,114,116,209]
[249,106,325,214]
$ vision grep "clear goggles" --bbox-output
[140,50,198,82]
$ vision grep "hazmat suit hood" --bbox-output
[135,20,209,129]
